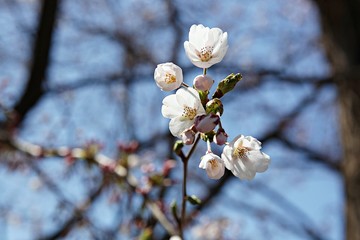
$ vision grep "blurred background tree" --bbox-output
[0,0,358,239]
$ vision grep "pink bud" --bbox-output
[181,128,196,145]
[214,128,228,145]
[194,114,220,133]
[193,75,214,91]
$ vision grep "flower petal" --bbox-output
[232,157,256,180]
[162,94,183,119]
[247,150,270,173]
[207,162,224,179]
[212,32,228,58]
[221,146,234,171]
[184,41,200,62]
[189,24,207,48]
[169,117,194,137]
[176,87,201,108]
[241,136,262,150]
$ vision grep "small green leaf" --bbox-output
[170,200,179,222]
[173,140,184,156]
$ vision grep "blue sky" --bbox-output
[0,0,343,239]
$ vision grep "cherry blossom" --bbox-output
[199,152,225,179]
[154,62,183,91]
[222,135,270,180]
[184,24,228,69]
[161,87,206,137]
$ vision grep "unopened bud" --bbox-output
[214,128,228,145]
[181,128,196,145]
[194,114,220,133]
[193,75,214,91]
[206,98,223,115]
[212,73,242,99]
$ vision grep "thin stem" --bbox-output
[181,82,189,88]
[179,135,201,239]
[180,155,188,239]
[203,68,207,75]
[206,140,212,153]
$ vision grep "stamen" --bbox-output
[182,106,197,120]
[198,46,214,62]
[233,146,248,158]
[208,159,218,169]
[165,73,176,84]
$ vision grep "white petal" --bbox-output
[206,162,224,179]
[212,32,228,58]
[232,158,256,180]
[169,117,194,137]
[206,27,223,46]
[184,41,200,62]
[176,87,201,108]
[242,136,262,150]
[189,24,207,48]
[221,147,234,171]
[229,135,244,147]
[161,94,183,119]
[156,80,181,92]
[247,150,270,173]
[199,156,207,169]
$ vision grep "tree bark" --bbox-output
[313,0,360,239]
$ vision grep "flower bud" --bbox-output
[194,114,220,133]
[181,128,196,145]
[212,73,242,99]
[206,98,223,115]
[193,75,214,91]
[214,128,228,145]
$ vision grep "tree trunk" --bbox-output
[339,72,360,240]
[313,1,360,239]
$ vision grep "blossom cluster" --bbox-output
[154,24,270,180]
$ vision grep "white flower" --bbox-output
[154,62,183,91]
[199,152,225,179]
[222,135,270,180]
[162,87,206,137]
[184,24,228,69]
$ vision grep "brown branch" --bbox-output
[13,0,60,124]
[276,135,340,172]
[37,179,105,240]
